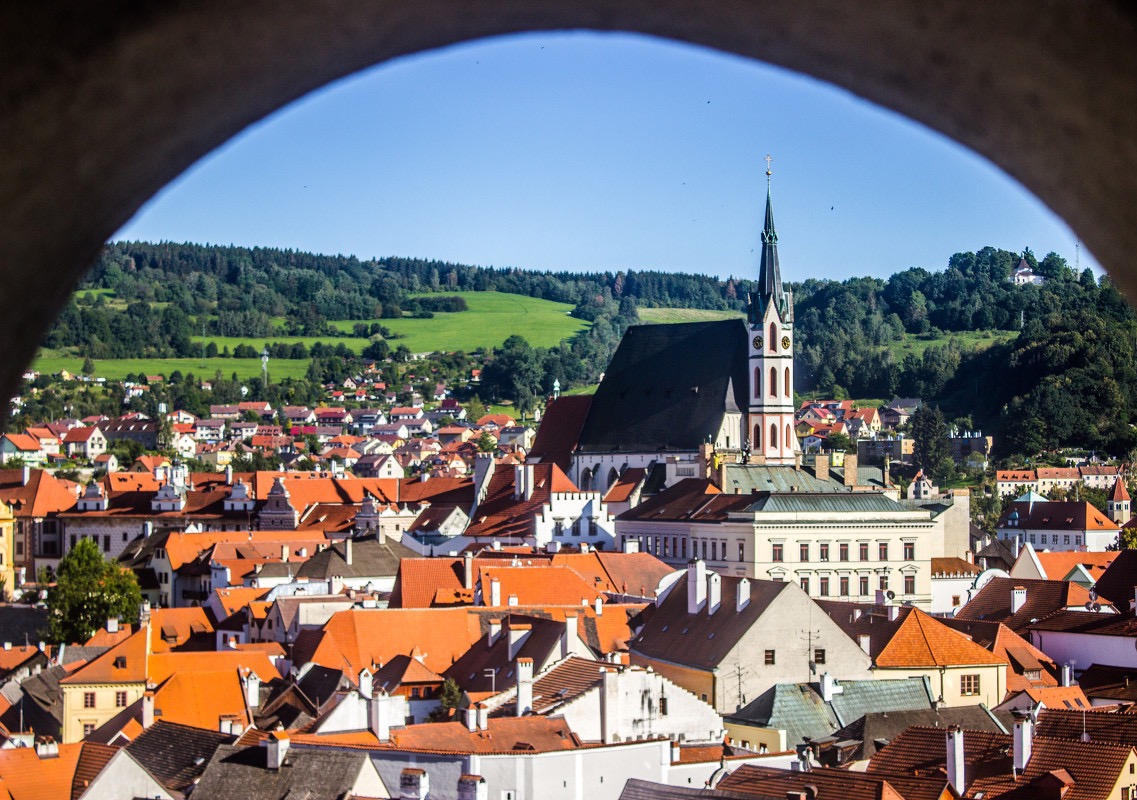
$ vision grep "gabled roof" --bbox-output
[1030,550,1116,581]
[575,320,748,453]
[1035,706,1137,745]
[0,742,86,800]
[294,535,416,581]
[831,705,1010,762]
[875,609,1007,668]
[192,744,371,799]
[527,395,592,472]
[478,565,606,607]
[3,433,41,451]
[124,720,234,792]
[718,764,948,800]
[955,577,1092,632]
[1111,477,1131,502]
[1088,548,1137,606]
[629,573,788,670]
[997,499,1118,531]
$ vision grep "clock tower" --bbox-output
[747,158,798,465]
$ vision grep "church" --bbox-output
[527,167,969,609]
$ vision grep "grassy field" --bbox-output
[885,329,1017,358]
[33,356,311,381]
[638,308,743,324]
[194,292,588,355]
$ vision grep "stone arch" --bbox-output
[1,6,1134,411]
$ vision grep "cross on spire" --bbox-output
[764,154,773,186]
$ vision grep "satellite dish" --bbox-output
[886,590,896,600]
[1085,602,1094,611]
[1093,603,1102,612]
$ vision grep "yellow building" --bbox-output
[0,499,14,599]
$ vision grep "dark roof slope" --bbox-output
[719,764,948,800]
[629,574,787,670]
[831,705,1010,761]
[294,534,415,580]
[192,743,370,799]
[1090,548,1137,606]
[576,320,748,453]
[126,720,234,791]
[954,576,1090,632]
[528,395,592,472]
[1035,706,1137,746]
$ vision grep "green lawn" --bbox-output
[328,291,589,352]
[33,356,311,381]
[883,329,1017,358]
[194,334,372,353]
[638,308,744,324]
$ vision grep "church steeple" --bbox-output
[749,157,788,325]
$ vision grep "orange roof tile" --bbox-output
[875,609,1007,668]
[479,565,606,607]
[0,743,84,800]
[150,669,256,730]
[1112,477,1131,503]
[0,645,41,672]
[1033,550,1117,580]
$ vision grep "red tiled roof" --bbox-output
[875,609,1006,668]
[997,500,1118,531]
[955,577,1092,632]
[1111,477,1131,502]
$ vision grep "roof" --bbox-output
[69,741,117,800]
[0,743,84,800]
[1076,664,1137,703]
[630,573,788,670]
[479,564,606,607]
[1088,548,1137,606]
[939,618,1058,692]
[575,319,749,453]
[1112,477,1131,502]
[1031,550,1116,581]
[997,499,1118,531]
[3,433,41,451]
[1035,706,1137,745]
[527,395,593,472]
[192,743,371,799]
[931,557,982,576]
[954,577,1091,632]
[875,609,1007,668]
[832,706,1010,762]
[0,468,77,518]
[125,720,234,791]
[462,463,579,540]
[718,764,948,800]
[618,779,757,800]
[294,535,416,581]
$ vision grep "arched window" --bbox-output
[785,366,790,397]
[754,367,761,398]
[770,423,778,449]
[580,468,593,491]
[770,367,777,397]
[769,322,777,351]
[753,424,761,449]
[786,423,792,448]
[607,467,619,490]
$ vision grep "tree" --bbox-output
[824,432,856,454]
[46,538,141,644]
[476,432,498,453]
[910,404,951,481]
[429,677,463,722]
[81,356,95,375]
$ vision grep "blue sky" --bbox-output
[116,31,1098,283]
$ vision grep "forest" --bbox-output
[39,240,1137,459]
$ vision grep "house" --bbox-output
[955,576,1096,634]
[209,405,242,420]
[629,560,873,711]
[0,467,78,574]
[497,425,536,450]
[930,556,982,614]
[996,469,1038,497]
[93,453,119,473]
[1008,542,1116,587]
[99,416,158,450]
[0,432,46,466]
[192,739,386,799]
[820,603,1008,708]
[0,741,117,800]
[996,496,1119,552]
[193,418,226,442]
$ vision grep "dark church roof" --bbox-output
[575,319,748,454]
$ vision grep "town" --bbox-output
[1,185,1136,800]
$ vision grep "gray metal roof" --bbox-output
[722,463,886,495]
[748,492,907,514]
[826,676,935,728]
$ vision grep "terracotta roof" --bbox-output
[997,499,1118,531]
[602,468,645,503]
[478,565,606,607]
[0,468,77,518]
[1032,550,1117,581]
[373,653,444,690]
[931,556,982,576]
[1111,477,1131,502]
[1035,706,1137,745]
[148,669,256,730]
[1013,685,1090,708]
[0,644,42,673]
[463,463,580,539]
[69,741,117,800]
[866,726,1012,785]
[955,577,1092,632]
[4,433,42,451]
[941,619,1058,692]
[1077,664,1137,704]
[1086,549,1137,606]
[1025,609,1137,636]
[527,395,593,472]
[875,609,1007,668]
[0,743,85,800]
[718,764,948,800]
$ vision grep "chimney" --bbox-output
[358,667,373,699]
[1012,711,1034,775]
[887,605,900,621]
[457,775,488,800]
[139,599,151,627]
[707,571,722,614]
[225,464,233,485]
[946,726,965,794]
[813,454,829,480]
[281,545,289,562]
[21,465,30,486]
[476,703,489,731]
[736,578,751,612]
[463,551,474,590]
[507,623,531,660]
[687,559,707,615]
[600,666,620,743]
[1061,663,1073,687]
[1011,586,1027,614]
[488,618,502,647]
[107,617,119,634]
[561,613,578,657]
[267,731,290,770]
[490,577,502,607]
[371,691,399,741]
[243,668,261,709]
[594,596,604,616]
[142,690,155,728]
[858,634,871,655]
[400,768,429,800]
[344,538,353,565]
[143,520,153,538]
[843,453,858,488]
[671,740,681,763]
[819,673,844,703]
[516,657,534,715]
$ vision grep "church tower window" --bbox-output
[769,322,777,351]
[770,423,778,449]
[754,367,761,398]
[786,423,792,447]
[784,367,790,397]
[754,424,761,448]
[770,367,777,397]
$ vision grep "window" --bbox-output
[764,650,776,665]
[554,519,563,536]
[738,542,745,562]
[878,575,888,592]
[859,543,869,561]
[772,543,783,562]
[702,540,708,560]
[904,574,916,595]
[411,687,420,698]
[814,648,826,665]
[960,674,980,696]
[663,538,670,557]
[839,543,849,562]
[83,723,95,737]
[589,517,598,537]
[819,576,829,596]
[799,576,809,594]
[103,534,111,552]
[800,543,809,562]
[660,697,668,716]
[122,531,128,541]
[84,692,95,708]
[115,691,127,708]
[784,367,790,397]
[859,576,869,596]
[840,576,850,596]
[672,537,678,557]
[903,541,915,560]
[952,595,961,607]
[878,542,888,561]
[769,322,777,350]
[819,543,829,561]
[770,367,777,397]
[711,541,717,561]
[1064,534,1070,545]
[754,367,761,398]
[682,539,688,559]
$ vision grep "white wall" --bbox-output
[78,750,173,800]
[931,575,976,615]
[1030,629,1137,672]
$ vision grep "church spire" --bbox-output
[749,155,786,324]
